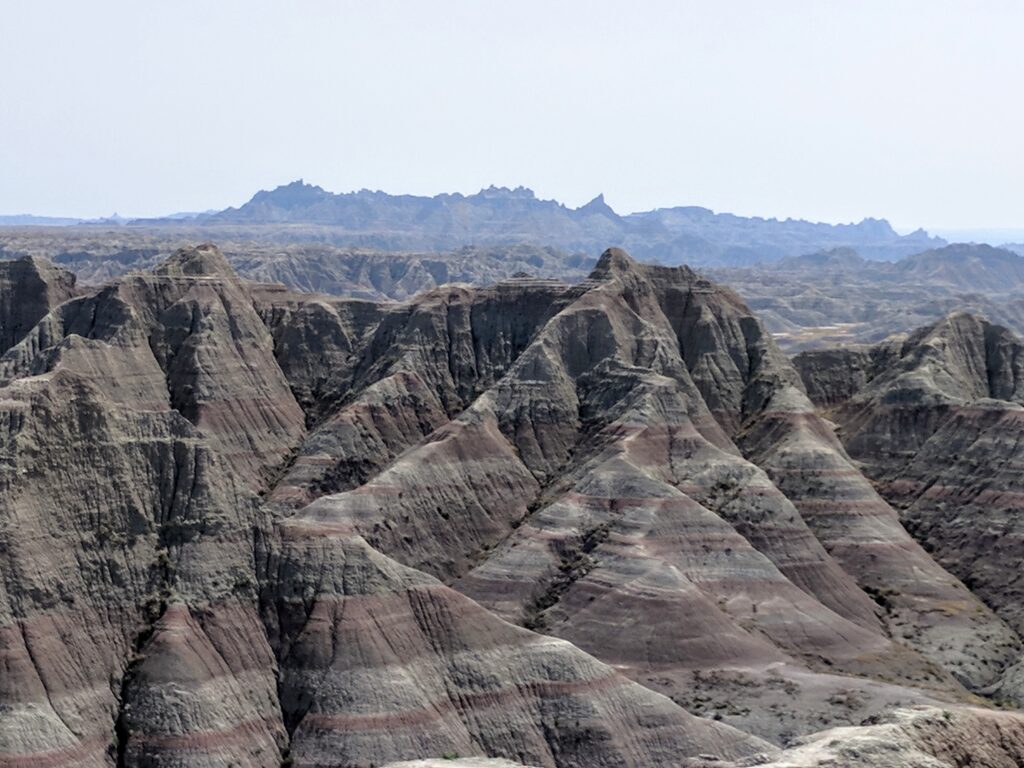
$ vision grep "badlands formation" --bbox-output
[3,246,1024,767]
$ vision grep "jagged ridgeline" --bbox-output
[198,181,943,264]
[0,181,945,289]
[4,246,1024,768]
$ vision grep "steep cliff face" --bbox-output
[0,247,770,768]
[0,247,296,768]
[0,254,77,353]
[264,532,769,768]
[2,247,1024,767]
[793,344,902,407]
[795,313,1024,699]
[255,279,569,509]
[264,249,1016,741]
[1,244,306,490]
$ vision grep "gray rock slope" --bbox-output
[3,247,1024,767]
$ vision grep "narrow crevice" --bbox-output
[112,582,170,767]
[249,523,299,763]
[113,446,183,766]
[260,442,304,501]
[523,518,614,631]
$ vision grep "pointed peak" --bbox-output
[577,193,618,218]
[154,243,235,278]
[589,247,639,279]
[1,253,77,290]
[909,310,993,350]
[935,309,989,332]
[11,252,55,269]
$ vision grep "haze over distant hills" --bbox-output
[708,243,1024,350]
[5,182,1024,355]
[6,180,946,266]
[5,229,1024,353]
[0,214,91,226]
[192,180,945,264]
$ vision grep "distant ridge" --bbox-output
[707,243,1024,351]
[0,214,86,226]
[0,212,138,227]
[896,242,1024,291]
[137,179,945,265]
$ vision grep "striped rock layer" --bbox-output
[2,247,1024,767]
[796,311,1024,702]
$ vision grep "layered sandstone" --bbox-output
[3,247,1024,767]
[796,313,1024,702]
[0,254,77,353]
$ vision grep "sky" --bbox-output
[1,1,1022,232]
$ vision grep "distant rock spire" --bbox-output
[577,193,618,218]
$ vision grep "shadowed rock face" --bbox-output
[0,255,77,353]
[2,246,1024,767]
[795,313,1024,702]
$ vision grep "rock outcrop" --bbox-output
[3,247,1024,767]
[795,313,1024,702]
[0,254,77,353]
[262,249,1018,740]
[722,706,1024,768]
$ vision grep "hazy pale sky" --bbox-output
[2,1,1022,230]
